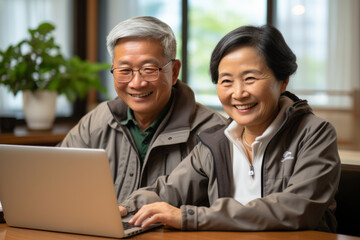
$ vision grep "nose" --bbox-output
[128,70,148,88]
[233,80,247,99]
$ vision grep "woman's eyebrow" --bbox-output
[219,72,232,78]
[241,69,262,75]
[219,69,262,78]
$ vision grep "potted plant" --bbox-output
[0,22,109,130]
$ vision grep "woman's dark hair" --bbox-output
[210,24,297,84]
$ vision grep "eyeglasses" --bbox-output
[110,59,175,83]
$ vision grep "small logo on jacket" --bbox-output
[281,151,294,162]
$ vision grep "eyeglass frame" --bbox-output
[110,59,175,83]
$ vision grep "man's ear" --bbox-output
[172,59,181,85]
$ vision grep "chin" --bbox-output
[132,106,153,113]
[232,116,255,126]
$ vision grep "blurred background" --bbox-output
[0,0,359,150]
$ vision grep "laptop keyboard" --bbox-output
[122,221,138,230]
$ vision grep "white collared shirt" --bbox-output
[224,97,292,205]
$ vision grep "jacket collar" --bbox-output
[281,91,313,123]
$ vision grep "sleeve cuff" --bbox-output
[181,205,198,230]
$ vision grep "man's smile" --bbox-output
[129,91,153,98]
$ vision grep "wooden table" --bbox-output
[0,224,359,240]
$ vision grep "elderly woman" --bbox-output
[119,25,341,232]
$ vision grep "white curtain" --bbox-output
[327,0,360,90]
[0,0,73,117]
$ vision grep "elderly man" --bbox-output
[59,16,225,203]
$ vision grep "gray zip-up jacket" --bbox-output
[120,92,341,232]
[58,81,226,203]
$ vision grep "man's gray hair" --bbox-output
[106,16,177,61]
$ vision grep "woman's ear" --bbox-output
[281,78,289,93]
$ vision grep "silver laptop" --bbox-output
[0,144,161,238]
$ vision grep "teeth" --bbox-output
[234,103,256,110]
[130,92,152,98]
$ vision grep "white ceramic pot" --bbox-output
[23,90,57,130]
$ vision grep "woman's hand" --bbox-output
[129,202,181,229]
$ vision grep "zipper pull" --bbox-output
[249,165,254,176]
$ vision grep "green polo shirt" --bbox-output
[121,96,173,165]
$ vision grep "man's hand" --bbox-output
[129,202,181,229]
[118,206,128,217]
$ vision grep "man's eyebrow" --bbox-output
[114,60,131,66]
[141,59,159,65]
[114,59,159,66]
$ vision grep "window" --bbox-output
[0,0,73,118]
